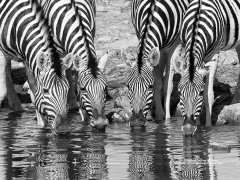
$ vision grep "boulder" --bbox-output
[114,95,131,113]
[216,103,240,125]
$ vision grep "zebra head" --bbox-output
[28,52,73,135]
[73,54,109,130]
[127,47,160,127]
[172,44,211,135]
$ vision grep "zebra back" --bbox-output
[132,0,190,65]
[0,0,62,78]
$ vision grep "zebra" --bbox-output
[128,0,190,126]
[0,0,73,135]
[32,0,109,130]
[171,0,240,135]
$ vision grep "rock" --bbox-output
[112,112,125,122]
[108,86,128,99]
[118,87,128,96]
[216,103,240,125]
[114,95,131,113]
[219,50,238,66]
[107,77,127,89]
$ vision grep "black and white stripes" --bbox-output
[128,0,190,122]
[0,0,72,134]
[173,0,240,134]
[37,0,108,129]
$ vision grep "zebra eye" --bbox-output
[43,88,49,94]
[199,90,204,96]
[178,90,181,96]
[80,86,86,91]
[149,84,153,89]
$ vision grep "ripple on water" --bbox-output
[0,107,240,179]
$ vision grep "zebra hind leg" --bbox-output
[4,56,23,111]
[163,44,180,119]
[232,45,240,104]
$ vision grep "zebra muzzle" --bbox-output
[52,114,71,135]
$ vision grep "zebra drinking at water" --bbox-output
[27,0,109,130]
[0,0,73,135]
[128,0,190,126]
[171,0,240,135]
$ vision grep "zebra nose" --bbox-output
[129,109,147,127]
[182,115,197,135]
[53,114,71,135]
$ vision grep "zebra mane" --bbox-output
[34,0,62,78]
[70,0,98,78]
[137,0,154,74]
[189,0,202,82]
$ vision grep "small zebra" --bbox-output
[171,0,240,135]
[34,0,109,130]
[128,0,190,126]
[0,0,73,135]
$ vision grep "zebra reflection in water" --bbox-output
[169,134,217,179]
[74,130,108,179]
[128,128,154,179]
[25,137,72,179]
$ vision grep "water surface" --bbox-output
[0,104,240,180]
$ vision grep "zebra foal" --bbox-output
[0,0,73,135]
[171,0,240,135]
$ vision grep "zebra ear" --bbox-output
[146,47,160,67]
[171,44,187,75]
[61,53,73,71]
[98,51,108,72]
[73,55,87,72]
[36,52,52,72]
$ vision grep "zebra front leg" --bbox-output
[163,52,173,119]
[204,58,218,127]
[163,42,181,119]
[153,63,165,121]
[66,68,79,111]
[0,51,7,107]
[232,45,240,103]
[5,58,23,111]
